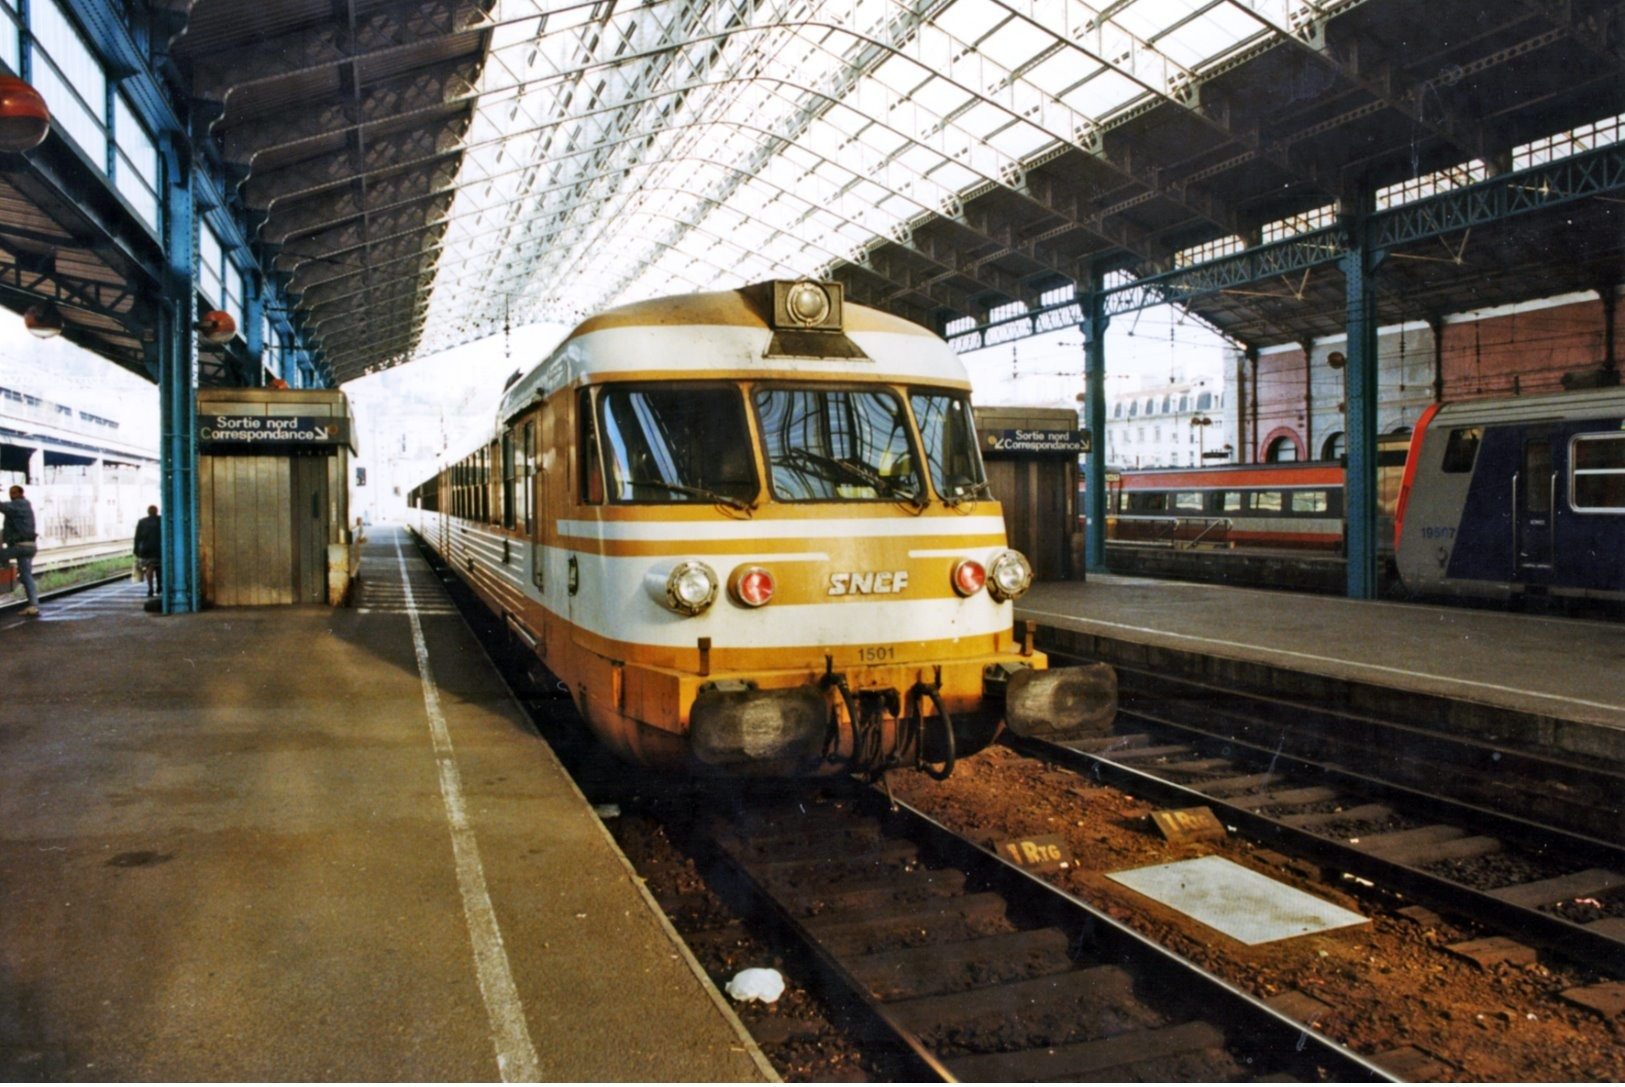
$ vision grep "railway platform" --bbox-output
[1019,574,1625,767]
[0,526,774,1082]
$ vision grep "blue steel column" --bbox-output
[1340,201,1382,600]
[158,134,200,613]
[1081,282,1109,573]
[245,275,265,385]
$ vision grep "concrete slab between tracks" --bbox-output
[1018,574,1625,767]
[0,525,773,1082]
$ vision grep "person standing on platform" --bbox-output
[0,484,41,617]
[133,504,162,598]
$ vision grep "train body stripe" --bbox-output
[557,515,1007,541]
[1393,402,1443,551]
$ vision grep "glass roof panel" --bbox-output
[1156,7,1267,68]
[1023,50,1106,98]
[975,18,1059,71]
[419,0,1301,355]
[930,0,1011,47]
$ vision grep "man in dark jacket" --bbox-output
[133,505,162,598]
[0,484,40,616]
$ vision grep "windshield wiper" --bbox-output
[778,449,923,505]
[646,479,755,511]
[943,479,993,505]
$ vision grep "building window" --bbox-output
[1265,436,1298,463]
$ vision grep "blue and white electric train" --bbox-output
[1394,387,1625,603]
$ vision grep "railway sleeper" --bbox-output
[1370,835,1505,867]
[945,1018,1230,1083]
[1487,867,1625,910]
[1279,802,1398,830]
[844,927,1075,1000]
[880,963,1136,1037]
[788,870,969,916]
[804,892,1012,957]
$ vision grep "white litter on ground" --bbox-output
[725,967,786,1003]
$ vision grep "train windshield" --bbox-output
[754,386,923,503]
[596,385,757,506]
[910,391,987,500]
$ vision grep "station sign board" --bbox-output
[198,414,350,448]
[981,427,1091,457]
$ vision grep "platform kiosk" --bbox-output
[196,388,359,606]
[974,406,1088,581]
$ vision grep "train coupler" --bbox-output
[996,661,1117,739]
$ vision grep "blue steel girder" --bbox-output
[949,140,1625,345]
[1372,143,1625,250]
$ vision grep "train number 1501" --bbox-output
[855,646,895,663]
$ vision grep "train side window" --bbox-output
[1123,492,1165,513]
[1250,491,1282,512]
[1220,491,1242,512]
[1291,490,1329,513]
[1571,434,1625,511]
[521,420,535,534]
[1441,427,1481,473]
[1523,440,1553,511]
[1172,491,1203,512]
[501,431,516,529]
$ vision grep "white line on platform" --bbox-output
[394,537,541,1082]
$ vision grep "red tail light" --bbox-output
[951,559,986,597]
[730,566,775,607]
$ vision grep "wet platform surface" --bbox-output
[1019,574,1625,763]
[0,525,772,1081]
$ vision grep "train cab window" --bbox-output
[910,391,986,500]
[578,389,604,505]
[1571,434,1625,511]
[756,386,923,503]
[1441,427,1481,473]
[599,385,757,505]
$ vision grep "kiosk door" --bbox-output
[291,455,330,603]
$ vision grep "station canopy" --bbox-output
[12,0,1625,385]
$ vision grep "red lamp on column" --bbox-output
[23,302,63,338]
[0,76,51,153]
[196,309,236,344]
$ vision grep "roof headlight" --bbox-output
[647,560,718,616]
[988,550,1033,601]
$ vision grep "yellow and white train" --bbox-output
[409,280,1114,778]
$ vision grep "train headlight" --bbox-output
[729,565,776,608]
[951,559,986,597]
[647,561,718,616]
[988,550,1033,601]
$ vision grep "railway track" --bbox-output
[661,785,1391,1083]
[1006,660,1625,976]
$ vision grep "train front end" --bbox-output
[542,281,1116,777]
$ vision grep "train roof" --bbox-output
[1430,387,1625,428]
[496,282,968,424]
